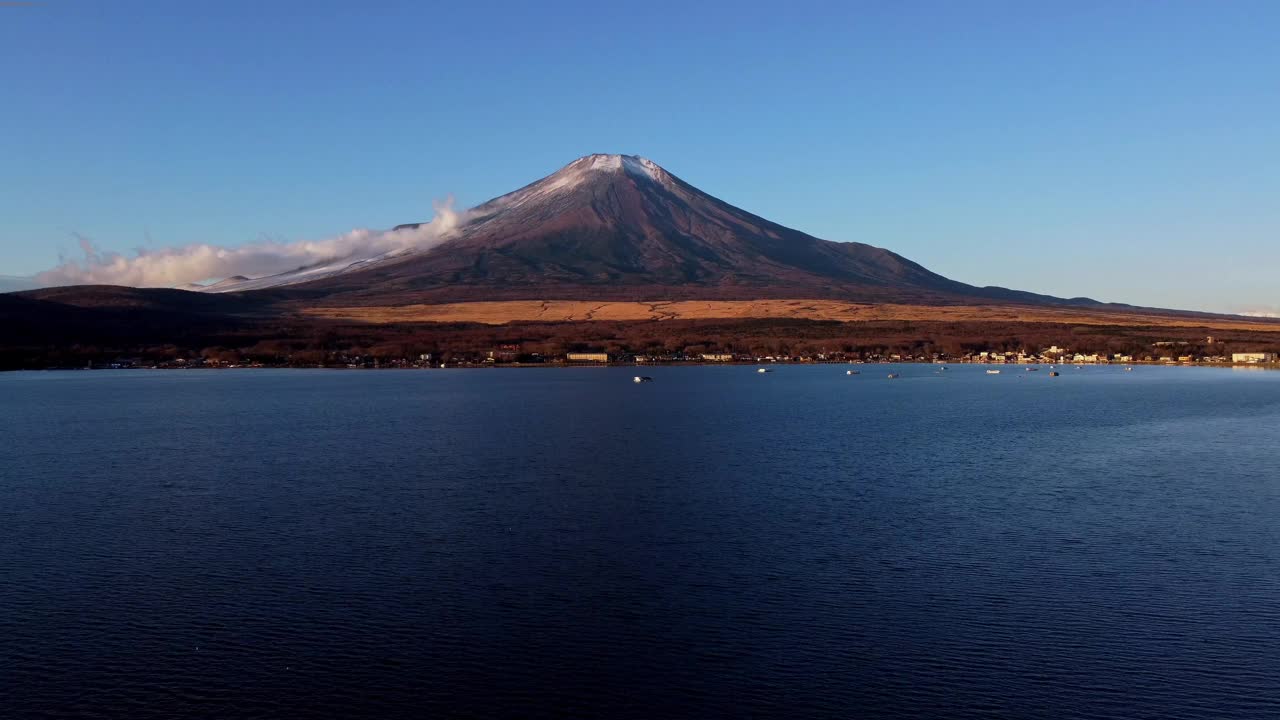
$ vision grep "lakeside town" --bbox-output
[73,341,1279,371]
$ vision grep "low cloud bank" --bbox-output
[34,199,464,289]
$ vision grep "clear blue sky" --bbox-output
[2,0,1277,312]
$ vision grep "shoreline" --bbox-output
[8,361,1279,373]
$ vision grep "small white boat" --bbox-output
[1125,366,1133,372]
[757,368,772,373]
[846,370,859,375]
[1026,367,1039,372]
[887,373,900,379]
[633,376,653,383]
[986,369,1002,375]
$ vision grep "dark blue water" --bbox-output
[2,365,1279,719]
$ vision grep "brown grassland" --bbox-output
[301,299,1280,332]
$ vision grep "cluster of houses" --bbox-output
[561,346,1280,366]
[84,357,270,370]
[78,344,1279,370]
[312,347,1280,367]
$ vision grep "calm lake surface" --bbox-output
[2,365,1279,719]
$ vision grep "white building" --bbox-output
[1232,352,1277,364]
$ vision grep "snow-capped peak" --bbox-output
[553,154,670,189]
[476,154,674,215]
[571,154,666,183]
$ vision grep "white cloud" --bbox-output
[34,198,464,288]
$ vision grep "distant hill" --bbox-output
[0,290,254,364]
[18,285,259,313]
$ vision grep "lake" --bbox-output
[2,365,1279,718]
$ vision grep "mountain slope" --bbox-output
[257,154,1067,306]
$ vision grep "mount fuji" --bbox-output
[202,154,1086,308]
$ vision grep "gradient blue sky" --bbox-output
[2,0,1277,312]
